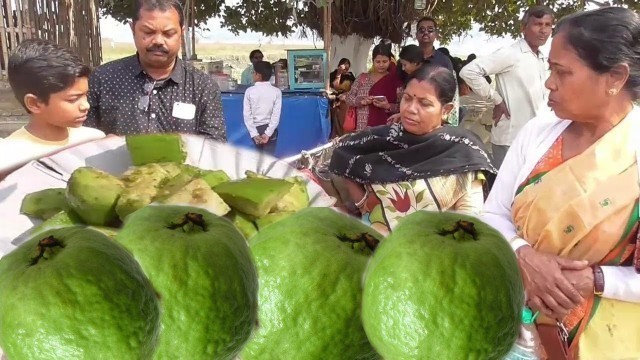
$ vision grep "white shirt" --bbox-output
[0,126,105,173]
[482,107,640,303]
[242,82,282,138]
[460,38,549,146]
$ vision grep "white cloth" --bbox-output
[482,106,640,303]
[242,82,282,138]
[0,126,105,173]
[460,38,549,146]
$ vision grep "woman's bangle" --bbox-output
[354,186,370,208]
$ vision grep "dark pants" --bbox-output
[256,124,278,156]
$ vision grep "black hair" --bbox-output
[253,61,273,81]
[466,53,477,62]
[408,65,457,105]
[133,0,184,27]
[372,41,393,61]
[338,58,351,67]
[249,49,263,61]
[417,16,438,29]
[554,7,640,100]
[8,39,91,112]
[522,5,554,26]
[399,44,423,64]
[438,47,450,57]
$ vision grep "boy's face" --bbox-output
[27,77,90,128]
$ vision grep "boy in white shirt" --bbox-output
[242,61,282,156]
[0,39,105,175]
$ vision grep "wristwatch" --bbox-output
[592,265,605,296]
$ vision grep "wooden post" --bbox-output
[191,0,196,59]
[323,0,332,91]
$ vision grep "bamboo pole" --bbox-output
[323,0,332,91]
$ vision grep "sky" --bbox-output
[100,15,527,57]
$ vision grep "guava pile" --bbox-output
[0,134,525,360]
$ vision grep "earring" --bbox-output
[608,89,618,95]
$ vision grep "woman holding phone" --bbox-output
[345,40,402,130]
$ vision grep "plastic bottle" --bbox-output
[503,307,544,360]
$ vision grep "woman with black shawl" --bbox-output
[329,65,497,234]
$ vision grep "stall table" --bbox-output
[221,89,330,158]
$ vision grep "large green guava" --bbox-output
[362,211,524,360]
[116,204,258,360]
[240,207,382,360]
[0,227,160,360]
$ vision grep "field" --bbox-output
[102,42,313,79]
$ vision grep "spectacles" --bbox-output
[137,81,156,111]
[418,27,436,34]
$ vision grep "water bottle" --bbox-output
[503,307,543,360]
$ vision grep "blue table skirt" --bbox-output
[221,90,331,158]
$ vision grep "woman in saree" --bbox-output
[330,65,496,235]
[345,42,402,131]
[482,7,640,359]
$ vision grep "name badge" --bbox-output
[172,102,196,120]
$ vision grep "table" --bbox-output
[221,89,330,158]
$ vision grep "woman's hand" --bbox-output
[517,246,589,320]
[360,97,373,106]
[372,98,390,110]
[386,113,401,125]
[562,267,595,299]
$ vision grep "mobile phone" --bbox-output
[371,96,387,101]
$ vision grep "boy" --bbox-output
[0,39,105,175]
[242,61,282,156]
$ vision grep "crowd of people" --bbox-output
[0,0,638,357]
[326,5,640,360]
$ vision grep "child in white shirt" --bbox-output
[242,61,282,156]
[0,39,105,176]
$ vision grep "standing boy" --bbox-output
[242,61,282,156]
[0,39,105,174]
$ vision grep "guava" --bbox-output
[116,205,258,360]
[213,178,293,218]
[244,171,309,212]
[30,210,119,239]
[361,211,524,360]
[254,211,295,230]
[116,163,179,220]
[66,167,124,226]
[155,178,231,216]
[20,188,70,220]
[126,133,186,166]
[225,210,258,240]
[240,207,382,360]
[199,169,231,187]
[0,227,160,359]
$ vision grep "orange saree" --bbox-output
[512,113,640,359]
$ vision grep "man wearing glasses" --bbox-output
[85,0,226,141]
[416,16,454,72]
[240,50,264,86]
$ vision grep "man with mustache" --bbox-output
[460,5,553,169]
[415,17,453,72]
[85,0,226,141]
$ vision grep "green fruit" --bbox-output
[226,210,258,240]
[254,211,295,231]
[199,169,231,188]
[116,205,258,360]
[156,178,231,216]
[126,133,187,166]
[243,171,310,213]
[66,167,124,226]
[362,212,524,360]
[0,227,160,359]
[20,188,70,220]
[241,207,382,360]
[213,178,293,218]
[117,164,175,220]
[30,211,119,239]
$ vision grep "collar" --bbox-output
[254,81,271,86]
[518,38,542,58]
[128,54,185,83]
